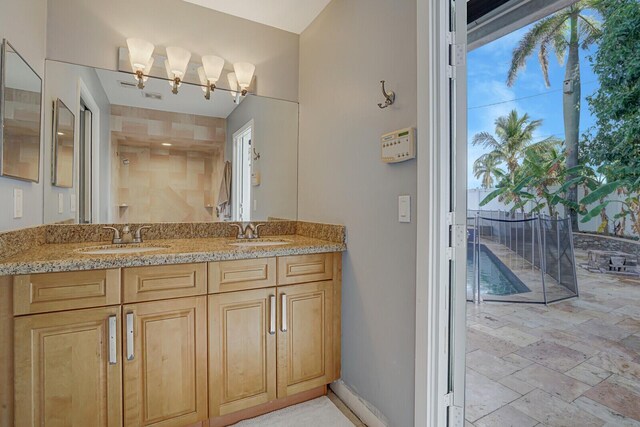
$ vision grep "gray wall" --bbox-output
[0,0,47,231]
[46,0,300,102]
[43,61,111,224]
[226,96,298,221]
[298,0,417,425]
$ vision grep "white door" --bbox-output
[414,0,467,425]
[449,0,468,421]
[232,121,253,222]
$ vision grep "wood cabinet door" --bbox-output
[209,288,277,417]
[277,281,334,398]
[14,307,122,427]
[122,296,207,427]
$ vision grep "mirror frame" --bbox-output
[51,98,75,188]
[0,39,43,183]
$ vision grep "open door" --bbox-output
[448,0,468,423]
[415,0,466,425]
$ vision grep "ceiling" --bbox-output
[182,0,332,34]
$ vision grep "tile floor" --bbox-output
[466,250,640,426]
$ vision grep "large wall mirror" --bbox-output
[0,39,42,182]
[42,60,298,225]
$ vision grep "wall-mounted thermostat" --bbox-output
[381,127,416,163]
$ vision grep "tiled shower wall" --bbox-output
[110,106,226,222]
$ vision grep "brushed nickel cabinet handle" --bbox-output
[108,315,117,365]
[281,293,287,332]
[126,312,134,361]
[269,295,276,335]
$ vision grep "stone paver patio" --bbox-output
[465,249,640,426]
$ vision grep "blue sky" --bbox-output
[467,20,600,189]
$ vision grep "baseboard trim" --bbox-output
[329,380,388,427]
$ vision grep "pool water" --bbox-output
[467,243,530,296]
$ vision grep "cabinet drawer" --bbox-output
[277,254,333,285]
[14,269,121,315]
[123,263,206,303]
[209,258,276,293]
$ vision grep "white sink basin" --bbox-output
[228,239,292,248]
[77,245,167,255]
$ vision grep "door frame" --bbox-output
[76,78,102,223]
[415,0,467,425]
[232,120,253,222]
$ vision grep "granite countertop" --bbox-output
[0,235,346,276]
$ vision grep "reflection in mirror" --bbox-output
[42,60,298,225]
[52,99,75,188]
[0,39,42,182]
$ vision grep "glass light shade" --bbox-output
[202,55,225,84]
[165,46,191,79]
[227,72,239,98]
[233,62,255,89]
[197,67,208,93]
[142,57,154,82]
[127,38,155,72]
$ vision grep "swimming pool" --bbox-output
[467,243,531,297]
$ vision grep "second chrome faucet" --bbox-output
[103,225,151,244]
[230,223,266,240]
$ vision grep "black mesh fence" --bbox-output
[467,211,579,304]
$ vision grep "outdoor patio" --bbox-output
[465,249,640,426]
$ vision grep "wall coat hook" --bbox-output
[378,80,396,109]
[253,147,261,161]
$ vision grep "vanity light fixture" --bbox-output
[227,72,240,103]
[164,46,191,94]
[161,143,172,147]
[126,38,155,89]
[197,55,225,100]
[233,62,255,96]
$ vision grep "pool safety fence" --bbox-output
[467,210,579,304]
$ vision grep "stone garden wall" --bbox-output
[573,233,640,255]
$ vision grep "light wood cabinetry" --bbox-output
[122,263,206,303]
[277,281,335,398]
[8,251,342,426]
[209,258,276,293]
[209,288,277,417]
[14,307,122,427]
[208,252,342,421]
[123,296,208,427]
[277,253,333,285]
[14,269,120,315]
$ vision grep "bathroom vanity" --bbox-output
[0,221,345,427]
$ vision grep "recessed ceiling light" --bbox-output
[162,143,172,147]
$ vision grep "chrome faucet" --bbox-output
[230,223,266,239]
[103,225,151,245]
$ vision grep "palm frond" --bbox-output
[471,132,500,150]
[578,15,602,48]
[507,12,570,87]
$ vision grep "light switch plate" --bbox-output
[13,189,23,219]
[58,193,64,214]
[399,195,411,223]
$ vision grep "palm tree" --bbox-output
[506,1,601,230]
[472,109,544,184]
[473,154,504,189]
[520,142,566,216]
